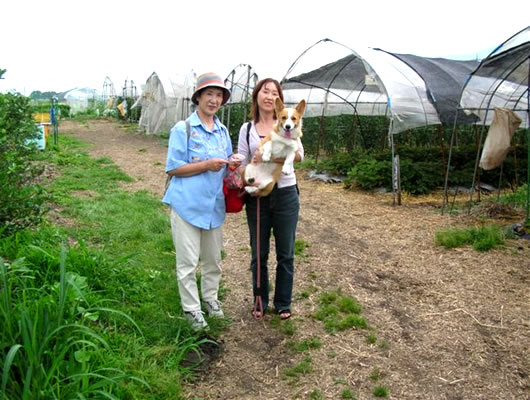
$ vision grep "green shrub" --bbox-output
[345,159,391,190]
[0,92,49,237]
[400,160,442,195]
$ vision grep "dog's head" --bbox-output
[274,98,306,139]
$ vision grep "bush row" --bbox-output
[313,145,529,195]
[0,92,49,237]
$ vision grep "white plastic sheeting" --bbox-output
[63,87,100,114]
[281,39,441,135]
[224,64,258,104]
[460,26,529,128]
[132,71,196,134]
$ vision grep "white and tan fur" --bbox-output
[244,98,306,197]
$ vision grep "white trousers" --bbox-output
[170,208,223,312]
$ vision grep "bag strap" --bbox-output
[165,121,191,193]
[246,121,252,162]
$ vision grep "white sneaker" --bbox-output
[203,300,224,318]
[184,310,208,331]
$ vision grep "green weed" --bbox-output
[341,388,356,399]
[283,355,312,381]
[366,332,377,344]
[373,385,389,397]
[309,389,323,399]
[435,225,505,252]
[370,368,381,381]
[313,289,367,333]
[295,239,311,258]
[296,285,317,300]
[270,316,296,336]
[287,337,322,352]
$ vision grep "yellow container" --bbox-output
[33,112,50,123]
[41,122,51,138]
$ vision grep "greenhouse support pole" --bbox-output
[525,57,530,227]
[526,56,530,226]
[442,114,459,215]
[389,122,401,206]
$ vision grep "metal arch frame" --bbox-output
[441,28,530,223]
[281,39,400,202]
[222,64,258,129]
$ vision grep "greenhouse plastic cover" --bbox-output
[281,43,442,134]
[460,26,529,128]
[224,64,258,104]
[63,87,100,114]
[132,71,196,134]
[282,39,491,134]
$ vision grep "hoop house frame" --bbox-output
[442,26,530,223]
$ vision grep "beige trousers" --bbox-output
[170,208,223,312]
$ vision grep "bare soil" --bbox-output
[61,120,530,400]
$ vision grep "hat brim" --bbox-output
[192,85,231,106]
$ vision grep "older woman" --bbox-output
[163,72,238,331]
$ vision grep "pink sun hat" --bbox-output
[191,72,231,105]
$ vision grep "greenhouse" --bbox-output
[281,39,484,203]
[132,71,196,134]
[443,26,530,221]
[63,87,100,115]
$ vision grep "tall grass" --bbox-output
[0,250,147,399]
[435,225,505,252]
[1,133,225,399]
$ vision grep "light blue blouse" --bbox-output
[162,111,232,229]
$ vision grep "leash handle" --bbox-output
[253,197,263,320]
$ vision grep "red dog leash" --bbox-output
[253,197,264,320]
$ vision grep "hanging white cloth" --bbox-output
[479,107,522,170]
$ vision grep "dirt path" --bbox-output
[62,120,529,400]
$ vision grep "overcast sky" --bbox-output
[1,0,528,95]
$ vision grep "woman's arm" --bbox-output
[168,158,228,177]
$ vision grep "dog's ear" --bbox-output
[274,97,284,114]
[295,99,306,116]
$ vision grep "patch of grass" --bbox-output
[309,389,323,399]
[373,385,389,397]
[283,355,313,381]
[366,332,377,344]
[270,315,296,336]
[313,289,368,333]
[341,388,356,399]
[498,183,528,209]
[287,337,322,352]
[296,285,318,300]
[370,368,381,381]
[334,377,347,385]
[295,239,311,258]
[95,156,113,164]
[435,225,505,252]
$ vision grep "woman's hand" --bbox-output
[208,158,229,171]
[251,151,263,164]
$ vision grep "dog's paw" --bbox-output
[282,166,293,175]
[262,153,271,162]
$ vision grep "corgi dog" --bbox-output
[244,98,306,196]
